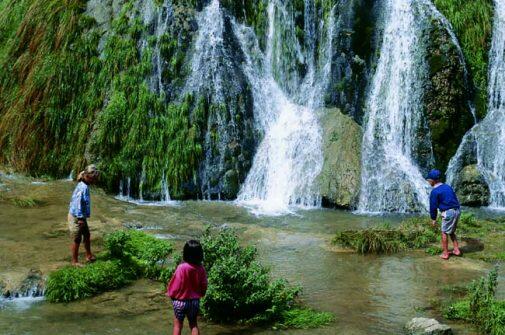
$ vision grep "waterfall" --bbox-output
[357,0,432,213]
[234,0,335,215]
[447,0,505,210]
[476,0,505,209]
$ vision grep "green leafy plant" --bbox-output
[200,228,301,324]
[444,268,505,335]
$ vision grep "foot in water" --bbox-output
[451,249,462,257]
[440,253,450,260]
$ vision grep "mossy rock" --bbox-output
[317,108,362,209]
[454,164,490,206]
[424,17,474,171]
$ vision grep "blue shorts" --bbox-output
[441,208,460,234]
[172,299,200,323]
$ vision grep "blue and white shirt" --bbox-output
[69,181,91,218]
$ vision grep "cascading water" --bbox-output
[476,0,505,208]
[234,0,335,215]
[357,0,432,213]
[447,0,505,210]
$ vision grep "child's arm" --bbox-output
[200,267,208,296]
[167,267,181,298]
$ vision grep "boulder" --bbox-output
[454,164,490,206]
[317,108,362,208]
[405,317,453,335]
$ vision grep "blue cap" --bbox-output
[427,169,442,180]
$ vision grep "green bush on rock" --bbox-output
[105,229,173,278]
[200,228,332,329]
[45,260,137,303]
[46,230,173,303]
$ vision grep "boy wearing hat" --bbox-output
[427,169,461,260]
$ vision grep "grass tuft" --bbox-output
[333,218,438,254]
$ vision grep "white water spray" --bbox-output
[234,0,335,215]
[357,0,432,213]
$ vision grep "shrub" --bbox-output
[45,260,137,302]
[333,218,438,254]
[200,228,301,324]
[444,268,505,335]
[105,230,173,278]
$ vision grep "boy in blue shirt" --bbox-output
[427,169,461,260]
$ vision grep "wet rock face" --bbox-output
[424,20,474,171]
[405,317,453,335]
[0,269,45,299]
[191,13,256,200]
[453,164,490,206]
[325,0,380,124]
[318,108,362,209]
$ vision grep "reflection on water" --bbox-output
[0,175,496,334]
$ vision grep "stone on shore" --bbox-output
[405,317,453,335]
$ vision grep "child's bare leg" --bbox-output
[189,320,200,335]
[440,233,450,259]
[450,233,460,255]
[173,318,183,335]
[83,233,95,261]
[71,241,80,264]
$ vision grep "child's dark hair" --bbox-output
[183,240,204,265]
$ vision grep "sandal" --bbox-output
[86,256,97,263]
[451,250,463,257]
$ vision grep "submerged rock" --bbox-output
[317,108,362,209]
[405,317,452,335]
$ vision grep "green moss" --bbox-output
[433,0,494,119]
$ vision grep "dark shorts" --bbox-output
[68,215,90,243]
[172,299,200,323]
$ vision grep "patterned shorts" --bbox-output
[441,208,460,234]
[172,299,200,323]
[68,214,90,243]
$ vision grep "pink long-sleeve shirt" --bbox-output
[167,262,208,300]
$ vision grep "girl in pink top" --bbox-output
[167,240,207,335]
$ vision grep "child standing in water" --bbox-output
[68,164,99,266]
[427,169,462,260]
[168,240,208,335]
